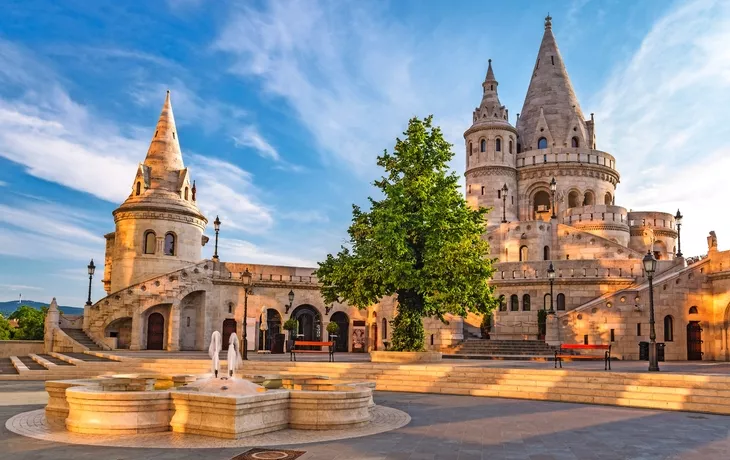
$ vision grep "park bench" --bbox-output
[554,344,611,370]
[290,340,335,362]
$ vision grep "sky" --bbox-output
[1,0,729,307]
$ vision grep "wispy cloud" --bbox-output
[0,284,43,292]
[233,125,304,172]
[213,0,475,174]
[595,0,730,255]
[216,238,316,268]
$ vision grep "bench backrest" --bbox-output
[294,341,333,347]
[560,344,610,350]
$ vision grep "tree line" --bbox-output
[0,306,46,340]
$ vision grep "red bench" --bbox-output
[555,344,611,370]
[290,340,335,362]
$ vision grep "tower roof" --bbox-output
[114,91,206,222]
[468,59,513,132]
[517,15,586,150]
[143,90,185,189]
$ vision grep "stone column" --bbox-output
[44,298,60,353]
[167,301,181,351]
[545,313,561,346]
[129,312,142,351]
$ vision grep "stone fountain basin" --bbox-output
[47,374,374,439]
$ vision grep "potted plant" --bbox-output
[326,321,339,346]
[283,318,298,352]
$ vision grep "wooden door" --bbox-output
[687,321,703,360]
[372,324,378,351]
[222,319,237,347]
[147,313,165,350]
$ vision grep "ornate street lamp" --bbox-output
[550,177,557,219]
[285,290,295,314]
[86,259,96,307]
[501,183,509,223]
[675,209,683,258]
[240,268,254,360]
[212,215,221,261]
[643,251,659,372]
[547,262,555,314]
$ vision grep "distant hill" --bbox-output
[0,300,83,317]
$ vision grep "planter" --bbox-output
[369,351,442,363]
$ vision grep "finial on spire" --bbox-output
[545,13,552,30]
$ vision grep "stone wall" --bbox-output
[0,340,44,358]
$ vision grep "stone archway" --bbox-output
[330,312,350,352]
[291,305,322,342]
[105,317,132,349]
[532,190,551,220]
[258,309,283,353]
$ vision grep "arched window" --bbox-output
[571,137,579,148]
[517,143,522,153]
[495,138,502,152]
[664,315,674,341]
[469,142,473,156]
[184,187,189,200]
[510,295,519,311]
[143,231,156,254]
[136,182,141,196]
[544,293,552,310]
[543,246,550,261]
[509,140,513,154]
[689,306,698,315]
[583,191,595,206]
[164,233,176,256]
[568,191,580,208]
[480,139,486,152]
[522,294,531,311]
[538,137,548,149]
[604,192,612,205]
[557,293,566,310]
[499,297,507,312]
[382,318,387,340]
[519,245,528,261]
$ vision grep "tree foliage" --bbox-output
[316,116,499,351]
[8,305,46,340]
[0,315,11,340]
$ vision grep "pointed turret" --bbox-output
[143,90,185,191]
[472,59,510,126]
[517,15,589,151]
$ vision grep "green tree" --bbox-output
[316,116,499,351]
[9,306,46,340]
[0,314,11,340]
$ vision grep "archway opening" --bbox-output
[604,192,613,205]
[222,318,237,347]
[533,190,551,219]
[583,191,595,206]
[105,317,132,349]
[291,305,322,344]
[258,309,283,353]
[330,311,350,352]
[519,245,528,262]
[568,191,580,208]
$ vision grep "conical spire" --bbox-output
[471,59,510,126]
[485,58,496,82]
[517,15,587,150]
[143,91,185,189]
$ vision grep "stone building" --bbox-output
[51,16,730,361]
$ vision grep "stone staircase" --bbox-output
[445,339,558,359]
[61,328,103,351]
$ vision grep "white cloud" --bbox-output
[215,238,316,268]
[0,180,6,187]
[233,125,281,161]
[595,0,730,256]
[213,0,474,174]
[0,284,43,292]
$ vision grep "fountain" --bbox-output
[40,331,380,440]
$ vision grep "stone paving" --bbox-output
[1,381,729,459]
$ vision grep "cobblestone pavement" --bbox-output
[1,381,729,460]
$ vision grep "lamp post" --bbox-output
[501,183,508,223]
[240,268,254,360]
[675,209,683,258]
[550,177,557,219]
[643,251,659,372]
[213,215,221,261]
[547,262,555,314]
[85,259,96,307]
[285,290,295,314]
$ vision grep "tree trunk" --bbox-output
[390,289,425,351]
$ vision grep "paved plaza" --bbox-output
[2,381,729,460]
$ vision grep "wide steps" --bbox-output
[449,339,557,356]
[0,357,18,375]
[61,328,102,350]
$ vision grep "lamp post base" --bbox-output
[648,341,660,372]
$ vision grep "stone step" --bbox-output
[60,328,103,350]
[16,355,47,370]
[0,357,18,375]
[37,354,74,366]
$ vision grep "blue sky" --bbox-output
[1,0,729,307]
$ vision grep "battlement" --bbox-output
[561,205,629,228]
[516,148,617,174]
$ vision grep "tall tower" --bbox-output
[464,60,518,226]
[104,91,208,293]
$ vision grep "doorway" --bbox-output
[687,321,703,360]
[330,312,350,352]
[222,318,237,347]
[292,305,322,342]
[258,309,282,353]
[147,313,165,350]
